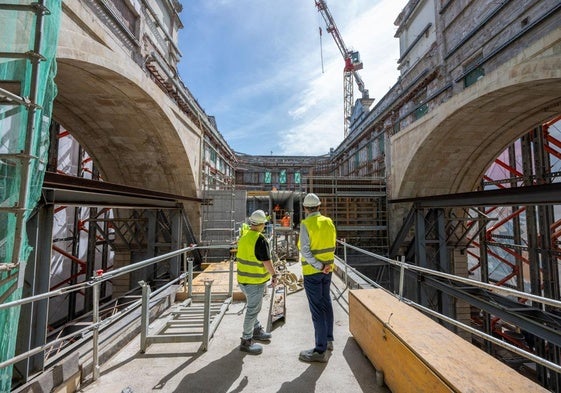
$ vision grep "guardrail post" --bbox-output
[399,256,405,300]
[139,281,151,353]
[187,257,194,299]
[201,279,213,351]
[228,258,234,298]
[92,279,101,381]
[342,238,348,288]
[181,248,188,298]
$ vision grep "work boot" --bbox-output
[253,326,272,341]
[240,338,262,355]
[327,341,334,351]
[299,348,328,363]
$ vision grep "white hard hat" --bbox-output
[249,209,268,225]
[303,193,321,207]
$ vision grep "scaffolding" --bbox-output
[387,120,561,390]
[0,0,61,390]
[303,175,388,257]
[200,142,242,263]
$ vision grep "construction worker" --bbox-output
[264,211,272,236]
[236,209,278,354]
[298,193,336,362]
[239,220,250,238]
[280,212,291,227]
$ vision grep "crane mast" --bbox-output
[315,0,369,137]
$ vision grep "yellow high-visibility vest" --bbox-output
[240,222,250,237]
[237,230,271,284]
[298,214,336,276]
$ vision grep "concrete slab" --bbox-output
[79,270,389,393]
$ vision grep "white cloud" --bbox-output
[179,0,405,156]
[273,0,404,155]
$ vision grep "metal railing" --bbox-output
[4,238,560,387]
[334,239,561,375]
[0,243,233,384]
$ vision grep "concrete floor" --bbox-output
[78,270,389,393]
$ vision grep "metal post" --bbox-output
[187,257,194,299]
[228,258,234,298]
[92,281,100,381]
[343,238,348,288]
[201,279,213,351]
[139,281,150,353]
[181,250,188,297]
[399,256,405,300]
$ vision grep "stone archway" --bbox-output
[390,33,561,199]
[53,59,199,198]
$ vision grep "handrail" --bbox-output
[0,243,233,378]
[334,239,561,375]
[337,239,561,310]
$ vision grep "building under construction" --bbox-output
[1,0,561,392]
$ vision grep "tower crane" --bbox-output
[315,0,370,137]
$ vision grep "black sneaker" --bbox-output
[240,338,263,355]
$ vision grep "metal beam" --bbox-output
[422,275,561,347]
[390,182,561,208]
[42,172,201,208]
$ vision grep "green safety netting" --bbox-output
[0,0,61,390]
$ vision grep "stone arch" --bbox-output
[391,36,561,199]
[53,59,199,198]
[53,2,203,200]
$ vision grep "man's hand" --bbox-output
[322,265,331,274]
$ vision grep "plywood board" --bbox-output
[349,289,548,393]
[177,261,245,301]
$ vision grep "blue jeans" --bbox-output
[303,272,334,353]
[239,282,267,339]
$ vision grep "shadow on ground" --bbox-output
[172,348,248,393]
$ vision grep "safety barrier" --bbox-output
[139,258,234,353]
[0,244,233,389]
[334,239,561,379]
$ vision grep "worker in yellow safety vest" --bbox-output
[297,193,336,363]
[236,209,278,355]
[239,221,250,238]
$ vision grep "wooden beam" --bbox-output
[349,289,548,393]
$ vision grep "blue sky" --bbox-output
[177,0,405,156]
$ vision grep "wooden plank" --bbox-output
[178,260,245,301]
[350,291,450,393]
[349,289,548,393]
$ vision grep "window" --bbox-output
[279,170,286,184]
[463,54,485,88]
[413,89,428,120]
[464,66,485,88]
